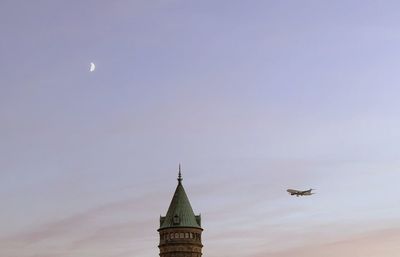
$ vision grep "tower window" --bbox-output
[173,214,180,225]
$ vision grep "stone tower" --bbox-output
[158,165,203,257]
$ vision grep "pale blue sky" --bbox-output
[1,1,400,257]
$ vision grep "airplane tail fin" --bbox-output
[307,189,316,195]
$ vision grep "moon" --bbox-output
[89,62,96,72]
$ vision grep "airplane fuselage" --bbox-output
[287,189,314,196]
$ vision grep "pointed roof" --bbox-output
[159,166,201,229]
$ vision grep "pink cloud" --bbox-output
[0,191,162,257]
[257,228,400,257]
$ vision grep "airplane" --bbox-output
[287,188,315,197]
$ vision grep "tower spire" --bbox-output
[158,166,203,257]
[178,163,182,183]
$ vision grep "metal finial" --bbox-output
[178,164,182,183]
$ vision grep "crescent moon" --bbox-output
[90,62,96,72]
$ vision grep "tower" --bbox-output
[158,165,203,257]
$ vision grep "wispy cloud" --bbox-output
[0,192,161,257]
[254,227,400,257]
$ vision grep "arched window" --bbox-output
[171,233,174,239]
[185,232,189,238]
[173,214,180,225]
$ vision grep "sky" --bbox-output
[1,0,400,256]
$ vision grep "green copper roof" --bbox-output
[159,168,201,229]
